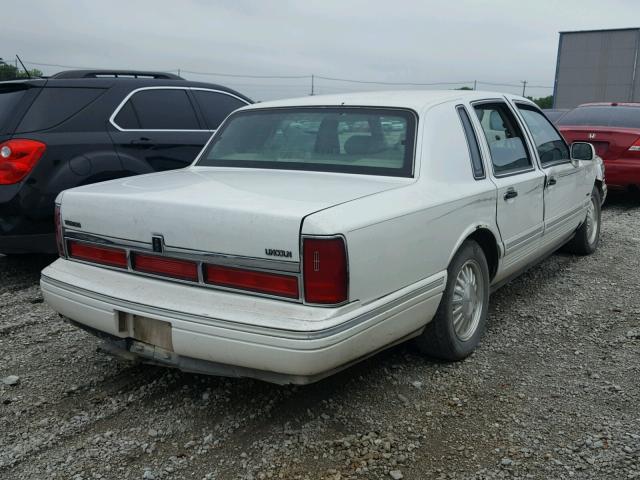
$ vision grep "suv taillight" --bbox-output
[629,138,640,153]
[54,204,65,257]
[303,236,348,305]
[0,139,46,185]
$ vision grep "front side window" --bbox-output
[517,104,569,165]
[197,107,416,177]
[113,89,200,130]
[473,102,532,176]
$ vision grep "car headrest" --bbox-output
[344,135,376,155]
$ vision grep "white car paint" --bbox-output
[41,90,602,384]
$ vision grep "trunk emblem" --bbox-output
[588,133,596,139]
[152,235,164,253]
[265,248,292,258]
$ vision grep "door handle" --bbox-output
[503,189,518,200]
[130,137,151,145]
[547,177,557,187]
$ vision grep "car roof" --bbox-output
[240,90,532,112]
[0,73,252,103]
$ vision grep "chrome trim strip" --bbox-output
[108,86,250,132]
[64,231,299,273]
[505,225,544,253]
[64,237,302,304]
[41,274,444,341]
[546,204,585,231]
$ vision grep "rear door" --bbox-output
[514,103,588,244]
[109,87,211,172]
[472,100,545,277]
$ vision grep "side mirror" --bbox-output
[570,142,595,161]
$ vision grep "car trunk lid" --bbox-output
[559,126,640,160]
[60,167,407,262]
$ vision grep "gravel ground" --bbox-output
[1,192,639,480]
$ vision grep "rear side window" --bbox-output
[193,90,247,129]
[113,89,200,130]
[0,86,28,133]
[16,87,104,133]
[558,106,640,128]
[456,105,485,179]
[473,102,532,176]
[517,105,570,165]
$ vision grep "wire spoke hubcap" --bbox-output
[452,260,483,342]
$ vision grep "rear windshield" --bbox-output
[0,86,28,133]
[558,106,640,128]
[16,87,105,133]
[197,107,416,177]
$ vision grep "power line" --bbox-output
[20,59,554,91]
[315,75,473,87]
[179,69,309,80]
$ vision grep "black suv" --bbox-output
[0,70,251,254]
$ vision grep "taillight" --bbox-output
[54,204,65,257]
[0,139,46,185]
[132,253,198,281]
[303,236,348,305]
[68,241,128,268]
[204,264,299,298]
[629,138,640,153]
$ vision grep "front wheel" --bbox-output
[564,186,601,255]
[415,240,490,361]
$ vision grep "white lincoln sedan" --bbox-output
[41,91,604,384]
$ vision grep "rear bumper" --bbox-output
[41,259,445,384]
[604,159,640,188]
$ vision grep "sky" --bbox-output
[1,0,638,101]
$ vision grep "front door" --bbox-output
[514,103,588,246]
[472,101,546,280]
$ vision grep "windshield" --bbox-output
[0,86,28,134]
[197,107,416,177]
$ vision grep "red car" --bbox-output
[558,103,640,190]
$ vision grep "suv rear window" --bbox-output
[193,90,248,130]
[0,86,28,133]
[16,87,104,133]
[558,105,640,128]
[197,107,416,177]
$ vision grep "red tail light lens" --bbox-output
[54,204,65,257]
[68,241,127,268]
[132,253,198,281]
[204,264,299,298]
[0,139,46,185]
[629,138,640,152]
[303,237,348,304]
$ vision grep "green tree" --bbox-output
[0,61,43,81]
[527,95,553,109]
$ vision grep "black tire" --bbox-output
[564,186,601,255]
[415,239,490,361]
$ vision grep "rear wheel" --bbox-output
[415,240,490,361]
[564,186,601,255]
